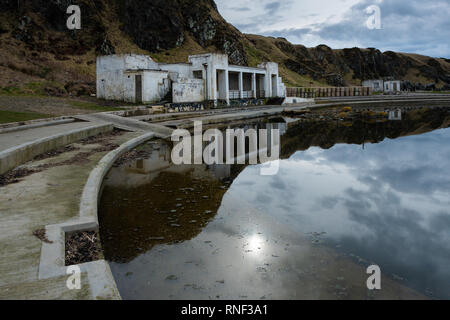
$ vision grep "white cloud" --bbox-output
[215,0,450,57]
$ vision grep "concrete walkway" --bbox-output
[0,131,141,299]
[74,113,174,138]
[159,105,300,128]
[0,121,98,152]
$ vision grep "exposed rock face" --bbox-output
[116,0,247,65]
[117,0,185,52]
[1,0,247,65]
[5,0,112,55]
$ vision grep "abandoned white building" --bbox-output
[96,53,286,106]
[362,79,401,93]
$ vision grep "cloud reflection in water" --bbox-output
[230,127,450,298]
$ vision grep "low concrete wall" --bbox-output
[79,132,155,220]
[282,97,315,106]
[0,117,73,133]
[0,119,75,134]
[0,124,113,175]
[38,132,155,299]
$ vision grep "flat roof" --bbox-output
[228,65,266,73]
[124,69,168,73]
[159,62,193,66]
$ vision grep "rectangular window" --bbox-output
[193,71,203,79]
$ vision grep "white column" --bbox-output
[225,70,230,106]
[239,72,243,99]
[265,73,271,98]
[252,73,256,98]
[212,68,218,101]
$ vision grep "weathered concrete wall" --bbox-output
[172,78,205,103]
[97,69,125,101]
[384,80,401,92]
[362,80,401,93]
[0,124,113,175]
[362,80,384,92]
[282,97,314,105]
[278,77,287,98]
[160,63,193,79]
[189,53,228,101]
[142,70,170,103]
[97,54,158,103]
[258,62,279,97]
[124,54,158,70]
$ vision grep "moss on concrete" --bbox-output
[0,110,52,124]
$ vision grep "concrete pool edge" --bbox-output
[0,123,114,175]
[0,118,76,134]
[37,131,156,300]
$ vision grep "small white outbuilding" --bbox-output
[362,79,401,93]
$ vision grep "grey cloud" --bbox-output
[335,181,450,298]
[243,0,450,57]
[265,2,281,11]
[229,6,251,12]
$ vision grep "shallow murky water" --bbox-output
[99,110,450,300]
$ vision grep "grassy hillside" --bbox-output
[0,0,448,98]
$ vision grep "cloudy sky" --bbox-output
[215,0,450,58]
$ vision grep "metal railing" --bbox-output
[286,87,372,98]
[241,91,253,98]
[229,90,265,99]
[229,91,240,99]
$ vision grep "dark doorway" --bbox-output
[135,75,142,103]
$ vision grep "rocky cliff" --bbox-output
[0,0,449,96]
[245,35,450,89]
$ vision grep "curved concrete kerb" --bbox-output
[79,132,156,221]
[38,132,156,300]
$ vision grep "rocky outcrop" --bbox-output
[116,0,247,65]
[3,0,114,56]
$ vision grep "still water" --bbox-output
[99,111,450,300]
